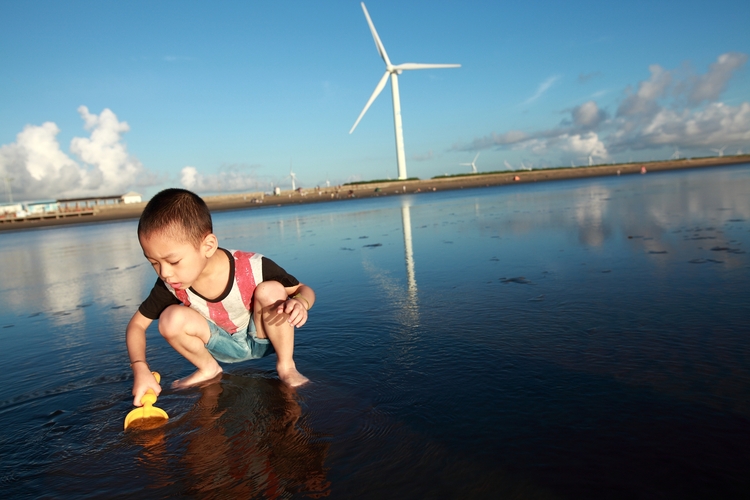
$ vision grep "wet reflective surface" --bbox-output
[1,164,749,498]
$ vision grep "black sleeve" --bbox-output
[138,279,182,320]
[261,257,300,287]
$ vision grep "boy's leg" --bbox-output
[158,304,223,388]
[253,281,309,387]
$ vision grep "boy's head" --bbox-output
[138,188,213,247]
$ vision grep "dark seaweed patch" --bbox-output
[500,277,532,284]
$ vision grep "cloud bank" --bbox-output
[180,165,266,193]
[456,52,750,165]
[0,106,150,201]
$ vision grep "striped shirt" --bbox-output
[138,248,299,334]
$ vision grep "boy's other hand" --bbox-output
[132,367,162,407]
[278,297,308,328]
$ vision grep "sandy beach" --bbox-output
[2,155,747,232]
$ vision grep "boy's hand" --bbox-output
[131,366,162,407]
[278,297,309,328]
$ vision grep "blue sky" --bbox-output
[1,0,748,201]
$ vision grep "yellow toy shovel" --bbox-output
[124,372,169,430]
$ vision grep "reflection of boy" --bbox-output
[126,188,313,406]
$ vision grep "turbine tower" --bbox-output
[349,2,460,180]
[286,163,297,191]
[460,153,480,173]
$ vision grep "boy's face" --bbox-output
[139,231,217,290]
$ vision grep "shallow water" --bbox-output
[1,164,749,498]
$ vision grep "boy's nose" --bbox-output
[159,265,172,279]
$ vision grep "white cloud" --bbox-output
[616,64,672,118]
[687,52,748,105]
[572,101,607,129]
[181,166,199,190]
[0,107,149,201]
[612,102,750,151]
[522,75,561,105]
[560,132,608,159]
[180,164,265,193]
[456,52,749,164]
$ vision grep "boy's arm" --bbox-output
[126,310,161,406]
[277,283,315,328]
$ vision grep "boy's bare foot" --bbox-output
[172,366,223,389]
[277,365,310,387]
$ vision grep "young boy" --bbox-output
[126,188,313,407]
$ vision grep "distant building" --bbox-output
[57,192,142,211]
[25,200,59,214]
[122,192,142,204]
[0,203,24,215]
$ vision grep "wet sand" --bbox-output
[2,155,747,231]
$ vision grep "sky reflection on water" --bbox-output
[0,164,748,498]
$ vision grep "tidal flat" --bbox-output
[1,163,748,498]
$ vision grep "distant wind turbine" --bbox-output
[670,146,681,160]
[286,164,298,191]
[349,2,461,180]
[711,145,727,157]
[504,160,513,170]
[460,153,480,173]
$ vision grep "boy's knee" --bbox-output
[158,305,188,339]
[254,280,286,306]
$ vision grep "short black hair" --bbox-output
[137,188,213,247]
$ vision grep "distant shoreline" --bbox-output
[2,155,748,232]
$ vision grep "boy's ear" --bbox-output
[201,233,219,257]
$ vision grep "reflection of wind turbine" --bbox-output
[460,153,480,173]
[401,201,417,301]
[711,145,727,157]
[349,2,461,180]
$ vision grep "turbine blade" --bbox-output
[394,63,461,71]
[361,3,391,67]
[349,71,390,134]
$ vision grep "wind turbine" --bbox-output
[711,145,727,157]
[504,160,513,170]
[286,164,297,191]
[349,2,460,180]
[670,146,681,160]
[460,153,480,173]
